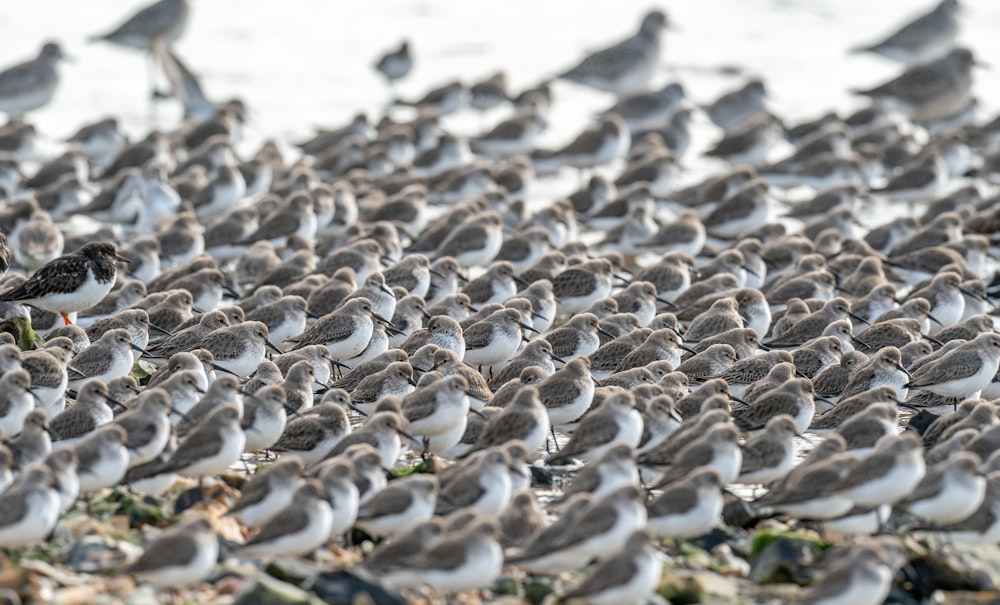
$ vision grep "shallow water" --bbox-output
[3,0,1000,150]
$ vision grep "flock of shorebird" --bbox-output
[0,0,999,603]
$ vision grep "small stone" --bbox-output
[308,570,406,605]
[0,588,20,605]
[908,549,995,598]
[907,410,940,436]
[51,585,97,605]
[721,493,756,529]
[529,464,553,486]
[522,578,555,605]
[233,575,317,605]
[748,534,824,585]
[657,569,704,604]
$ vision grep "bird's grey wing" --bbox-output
[245,505,310,545]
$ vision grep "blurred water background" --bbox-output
[2,0,999,149]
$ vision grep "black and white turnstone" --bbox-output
[0,242,129,325]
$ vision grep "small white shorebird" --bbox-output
[0,42,69,117]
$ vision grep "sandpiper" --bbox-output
[646,466,724,539]
[906,332,1000,398]
[4,409,52,472]
[381,517,503,594]
[272,400,350,466]
[200,321,280,377]
[289,298,381,361]
[374,40,412,86]
[355,474,439,539]
[72,424,130,494]
[349,361,416,415]
[651,423,742,487]
[851,0,960,64]
[789,540,906,605]
[853,47,978,123]
[0,42,69,117]
[125,515,218,587]
[325,410,410,467]
[841,433,926,506]
[705,79,768,132]
[737,415,799,484]
[241,385,288,452]
[558,10,669,95]
[91,0,189,51]
[67,328,142,388]
[546,389,642,464]
[158,404,244,482]
[0,369,34,438]
[463,308,530,370]
[0,467,60,548]
[49,379,117,443]
[226,456,304,528]
[508,485,646,574]
[898,451,985,525]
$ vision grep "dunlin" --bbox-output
[200,321,280,377]
[789,540,906,605]
[499,491,547,550]
[72,424,129,494]
[920,472,1000,544]
[899,451,985,525]
[0,42,68,117]
[840,433,926,506]
[647,467,724,539]
[906,333,1000,398]
[50,379,117,443]
[0,467,60,548]
[675,343,739,382]
[272,400,350,466]
[226,456,304,528]
[125,515,218,587]
[733,378,815,434]
[0,369,34,437]
[381,517,503,593]
[467,388,550,456]
[159,404,244,481]
[374,39,412,85]
[275,360,316,413]
[239,480,333,558]
[326,410,410,468]
[355,474,438,539]
[508,486,646,574]
[537,357,596,428]
[853,47,977,122]
[558,10,669,95]
[436,449,513,516]
[547,390,642,464]
[241,385,288,452]
[737,415,799,484]
[652,423,742,487]
[289,298,381,361]
[402,375,470,452]
[706,79,768,132]
[178,374,243,432]
[4,409,52,472]
[349,361,416,415]
[754,450,859,519]
[314,458,360,537]
[851,0,959,64]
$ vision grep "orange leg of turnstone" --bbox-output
[61,312,72,325]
